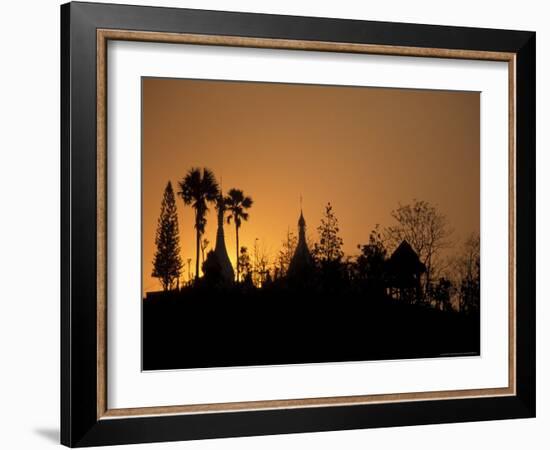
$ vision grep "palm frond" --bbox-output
[227,188,244,203]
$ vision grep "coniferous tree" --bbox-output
[313,202,344,263]
[152,182,183,291]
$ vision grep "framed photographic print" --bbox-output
[61,2,536,447]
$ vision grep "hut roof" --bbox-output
[387,240,426,275]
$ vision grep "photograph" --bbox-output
[141,77,481,371]
[56,2,537,446]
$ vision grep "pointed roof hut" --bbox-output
[287,209,315,278]
[386,240,426,301]
[213,195,235,283]
[387,240,426,275]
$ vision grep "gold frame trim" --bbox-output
[96,29,517,420]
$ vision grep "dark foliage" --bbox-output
[430,277,454,311]
[201,250,223,287]
[225,188,253,282]
[143,285,479,370]
[238,246,252,281]
[151,182,182,291]
[146,185,480,370]
[456,234,481,314]
[177,167,219,281]
[385,199,453,293]
[275,229,297,277]
[313,202,344,263]
[355,225,387,297]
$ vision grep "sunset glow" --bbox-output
[142,78,480,294]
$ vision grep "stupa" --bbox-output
[213,194,235,283]
[287,207,315,278]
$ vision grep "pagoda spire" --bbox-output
[288,199,314,279]
[213,192,235,283]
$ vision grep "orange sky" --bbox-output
[142,77,479,294]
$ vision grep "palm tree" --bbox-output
[178,168,219,281]
[225,188,253,282]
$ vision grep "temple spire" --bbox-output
[287,199,314,279]
[213,193,235,283]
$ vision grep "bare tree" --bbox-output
[452,233,480,313]
[385,199,453,292]
[252,238,271,287]
[276,228,297,277]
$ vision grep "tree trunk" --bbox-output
[425,254,432,300]
[195,215,200,281]
[235,223,239,282]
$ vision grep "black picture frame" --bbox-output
[61,2,535,447]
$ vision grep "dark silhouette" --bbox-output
[252,238,271,287]
[385,199,453,294]
[177,168,219,281]
[200,238,209,268]
[201,250,224,288]
[455,234,480,313]
[151,182,182,291]
[313,202,344,263]
[287,209,315,282]
[355,225,387,298]
[430,277,454,311]
[275,229,297,277]
[386,240,426,303]
[213,194,235,284]
[225,188,253,282]
[143,185,480,371]
[312,203,346,291]
[237,246,253,285]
